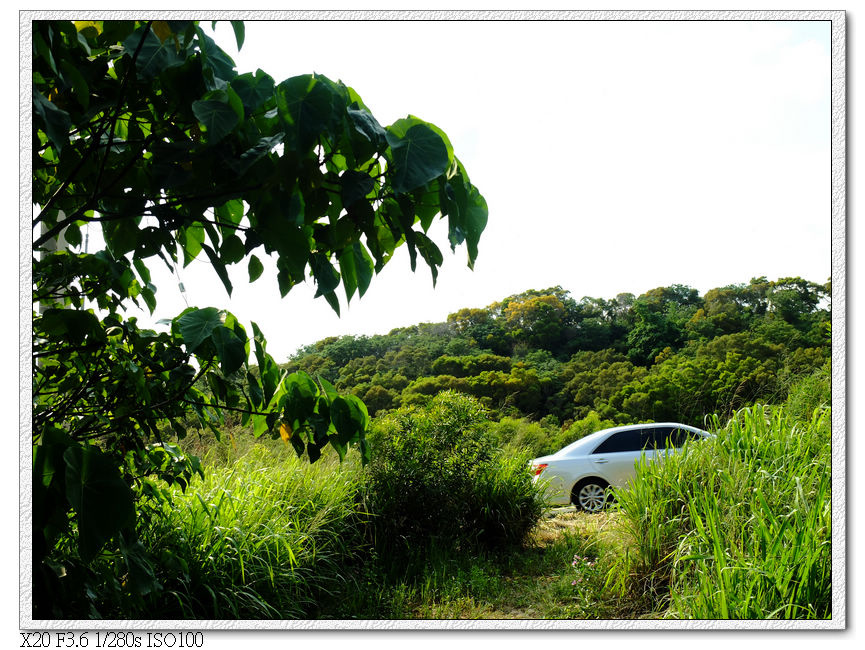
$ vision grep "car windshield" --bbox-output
[552,427,624,457]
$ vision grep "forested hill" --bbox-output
[284,277,830,435]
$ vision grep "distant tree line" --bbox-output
[284,277,831,432]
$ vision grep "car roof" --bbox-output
[547,422,710,458]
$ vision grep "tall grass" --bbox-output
[138,445,369,619]
[608,366,831,619]
[671,406,831,618]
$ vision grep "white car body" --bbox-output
[530,422,712,511]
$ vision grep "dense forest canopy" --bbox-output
[285,276,830,435]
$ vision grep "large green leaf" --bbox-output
[201,243,233,296]
[251,321,280,405]
[445,163,489,268]
[220,233,246,264]
[214,199,245,237]
[339,241,374,301]
[196,28,237,88]
[33,427,75,547]
[340,170,375,208]
[386,118,451,194]
[330,395,369,445]
[119,535,161,597]
[63,445,135,561]
[101,214,140,258]
[347,105,387,150]
[176,307,222,353]
[232,69,275,112]
[37,308,103,344]
[414,232,444,286]
[229,20,245,50]
[278,74,338,152]
[192,96,240,143]
[281,371,319,428]
[122,26,183,79]
[310,253,341,298]
[59,59,90,110]
[179,222,206,267]
[248,254,264,282]
[227,133,284,176]
[211,324,247,375]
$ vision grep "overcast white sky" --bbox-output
[130,17,832,362]
[97,19,833,362]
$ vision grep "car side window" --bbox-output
[672,427,704,446]
[654,427,701,448]
[645,426,676,449]
[592,428,642,454]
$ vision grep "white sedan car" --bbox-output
[530,422,712,512]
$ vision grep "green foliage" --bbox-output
[781,362,831,422]
[431,353,512,378]
[556,349,647,423]
[626,299,685,366]
[485,417,560,456]
[32,19,486,618]
[285,277,830,453]
[363,392,545,560]
[58,446,369,618]
[607,366,831,619]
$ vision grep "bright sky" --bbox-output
[120,18,831,362]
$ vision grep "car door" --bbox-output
[589,427,651,487]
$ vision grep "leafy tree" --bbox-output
[766,276,830,336]
[693,277,772,337]
[626,299,686,365]
[32,20,487,616]
[446,305,509,355]
[358,384,399,417]
[553,349,647,423]
[430,352,512,377]
[568,293,634,353]
[500,289,567,351]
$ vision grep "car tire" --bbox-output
[573,479,610,512]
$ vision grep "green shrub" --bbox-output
[485,416,557,456]
[363,391,545,560]
[486,411,617,459]
[782,361,831,422]
[552,412,619,455]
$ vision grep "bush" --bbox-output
[486,411,616,459]
[363,391,545,560]
[485,416,558,456]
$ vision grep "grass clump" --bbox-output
[607,365,831,619]
[138,444,369,619]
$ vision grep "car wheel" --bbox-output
[573,480,609,512]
